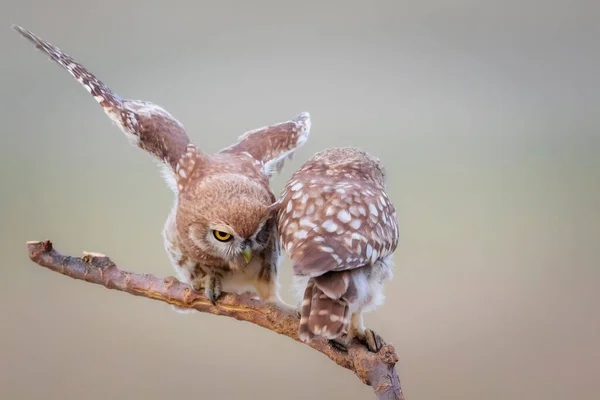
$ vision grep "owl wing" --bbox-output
[13,25,191,173]
[220,112,311,179]
[278,179,399,279]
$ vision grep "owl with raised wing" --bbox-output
[14,25,311,312]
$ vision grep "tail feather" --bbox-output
[298,279,350,342]
[298,281,316,342]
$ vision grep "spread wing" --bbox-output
[13,25,191,174]
[220,112,311,179]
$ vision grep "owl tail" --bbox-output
[298,279,350,342]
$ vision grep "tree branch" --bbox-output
[26,240,405,400]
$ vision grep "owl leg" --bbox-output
[185,266,222,305]
[346,312,386,352]
[200,271,222,306]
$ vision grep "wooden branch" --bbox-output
[26,240,405,400]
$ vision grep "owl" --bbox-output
[14,25,310,312]
[276,147,399,352]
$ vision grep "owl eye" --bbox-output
[213,230,233,242]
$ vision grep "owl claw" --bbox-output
[363,329,386,353]
[329,338,348,353]
[189,274,222,305]
[204,274,222,306]
[205,285,222,305]
[206,289,218,305]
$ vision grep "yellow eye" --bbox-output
[213,230,232,242]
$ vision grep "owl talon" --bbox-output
[329,338,348,353]
[204,274,222,305]
[206,289,218,305]
[363,329,386,353]
[205,285,222,305]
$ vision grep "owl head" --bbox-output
[298,146,387,187]
[174,147,277,269]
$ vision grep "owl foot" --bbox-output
[189,274,222,305]
[190,278,203,293]
[204,274,222,305]
[328,338,349,353]
[360,329,386,353]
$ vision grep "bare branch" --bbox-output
[26,240,405,400]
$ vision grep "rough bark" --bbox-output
[26,240,405,400]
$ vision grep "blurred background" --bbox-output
[0,1,598,399]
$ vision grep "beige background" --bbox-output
[1,1,598,399]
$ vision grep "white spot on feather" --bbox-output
[371,249,379,262]
[366,244,373,259]
[299,218,316,228]
[296,230,308,239]
[322,220,338,232]
[369,203,379,217]
[337,210,352,223]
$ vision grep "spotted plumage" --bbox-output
[276,147,399,351]
[14,25,310,312]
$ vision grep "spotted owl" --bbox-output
[14,25,310,312]
[276,147,399,351]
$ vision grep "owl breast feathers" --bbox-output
[276,147,399,351]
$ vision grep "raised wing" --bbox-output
[220,112,311,179]
[13,25,191,173]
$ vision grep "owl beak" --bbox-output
[242,247,252,264]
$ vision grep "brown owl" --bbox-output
[14,25,310,312]
[276,147,399,351]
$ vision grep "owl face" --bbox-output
[178,174,275,269]
[187,214,272,268]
